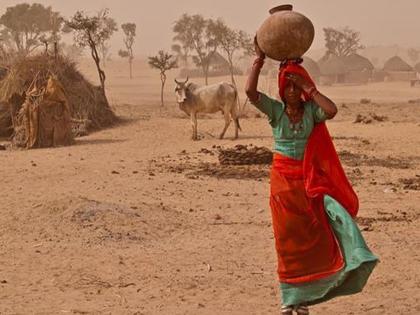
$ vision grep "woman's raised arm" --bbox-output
[245,37,266,103]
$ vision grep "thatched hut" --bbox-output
[383,56,413,71]
[342,54,374,84]
[343,54,374,72]
[371,70,388,82]
[383,56,416,81]
[208,52,230,72]
[318,54,346,85]
[302,56,320,83]
[0,54,117,142]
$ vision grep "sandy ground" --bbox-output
[1,59,420,315]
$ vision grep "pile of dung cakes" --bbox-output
[218,144,273,165]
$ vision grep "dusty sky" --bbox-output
[1,0,419,56]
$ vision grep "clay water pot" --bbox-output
[256,4,315,61]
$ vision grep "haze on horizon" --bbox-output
[1,0,419,57]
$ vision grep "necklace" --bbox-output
[288,121,304,134]
[285,105,304,134]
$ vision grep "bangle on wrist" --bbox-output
[311,90,320,98]
[307,86,319,99]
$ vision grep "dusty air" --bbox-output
[0,1,418,314]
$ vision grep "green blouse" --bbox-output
[253,93,327,160]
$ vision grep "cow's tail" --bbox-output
[233,86,242,132]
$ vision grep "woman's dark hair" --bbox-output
[279,58,303,69]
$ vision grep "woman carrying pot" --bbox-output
[245,38,378,315]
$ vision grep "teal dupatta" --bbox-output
[280,195,379,306]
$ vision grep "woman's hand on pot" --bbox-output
[254,36,265,59]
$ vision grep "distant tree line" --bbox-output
[0,2,139,103]
[172,13,253,86]
[321,27,419,66]
[322,27,365,58]
[4,3,416,109]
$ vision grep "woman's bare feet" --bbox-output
[281,305,294,315]
[295,304,309,315]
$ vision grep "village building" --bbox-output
[318,54,346,85]
[342,53,374,84]
[383,56,416,81]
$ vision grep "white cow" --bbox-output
[174,78,241,140]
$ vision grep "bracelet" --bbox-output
[311,90,320,98]
[307,86,319,99]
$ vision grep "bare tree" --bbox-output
[66,9,117,94]
[171,43,190,69]
[173,14,218,85]
[0,3,63,55]
[39,11,65,57]
[148,50,177,106]
[323,27,364,57]
[208,19,251,87]
[118,23,136,79]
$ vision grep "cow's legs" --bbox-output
[190,112,198,140]
[219,110,231,139]
[233,118,239,139]
[230,108,239,139]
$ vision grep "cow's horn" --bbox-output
[174,78,180,84]
[185,76,189,83]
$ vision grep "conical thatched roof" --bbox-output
[383,56,413,71]
[318,54,346,75]
[343,54,374,71]
[302,56,320,78]
[414,62,420,72]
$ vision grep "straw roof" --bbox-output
[0,67,7,81]
[342,54,374,72]
[318,54,346,75]
[0,54,117,136]
[383,56,413,71]
[302,56,320,78]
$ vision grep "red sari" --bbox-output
[270,122,358,284]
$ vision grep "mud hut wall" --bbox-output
[345,70,372,84]
[371,70,388,82]
[385,71,416,81]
